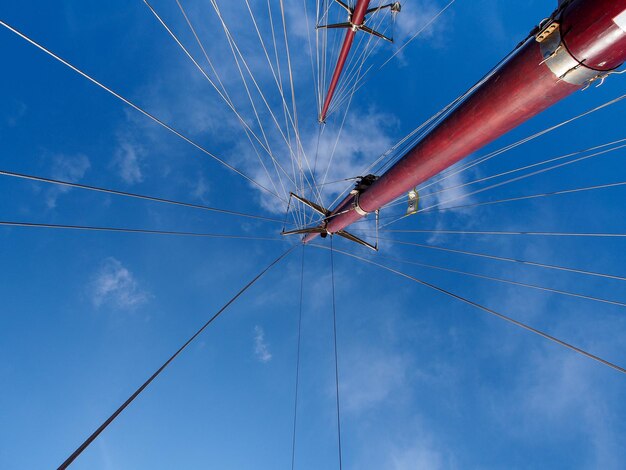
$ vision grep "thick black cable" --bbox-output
[0,220,286,242]
[0,169,286,224]
[313,245,626,376]
[291,246,305,470]
[330,237,343,470]
[57,246,296,469]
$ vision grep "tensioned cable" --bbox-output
[373,253,626,309]
[174,0,289,211]
[318,6,391,192]
[146,0,295,204]
[327,45,626,221]
[312,245,626,376]
[145,0,271,161]
[376,95,626,215]
[419,143,626,214]
[303,0,321,113]
[57,246,296,469]
[243,0,314,171]
[318,49,370,192]
[377,229,626,238]
[291,246,306,470]
[209,0,324,210]
[0,220,287,241]
[329,237,343,470]
[323,32,533,213]
[382,137,626,209]
[265,0,307,226]
[329,7,391,115]
[414,94,626,195]
[279,0,320,204]
[0,169,287,224]
[0,20,284,203]
[415,179,626,215]
[344,0,457,107]
[205,0,298,206]
[327,6,390,117]
[382,238,626,282]
[380,141,626,228]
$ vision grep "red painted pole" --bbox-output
[319,0,372,122]
[305,0,626,242]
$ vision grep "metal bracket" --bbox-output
[289,192,330,217]
[282,188,379,250]
[336,230,378,251]
[535,21,559,43]
[316,0,399,43]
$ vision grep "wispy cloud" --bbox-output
[5,100,27,127]
[253,325,272,363]
[341,346,410,414]
[91,258,149,310]
[45,153,91,208]
[191,172,211,202]
[112,137,144,185]
[388,440,448,470]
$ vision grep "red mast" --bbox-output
[318,0,399,122]
[304,0,626,243]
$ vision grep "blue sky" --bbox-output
[2,0,626,469]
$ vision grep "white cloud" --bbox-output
[45,153,91,208]
[91,258,149,310]
[242,107,399,215]
[6,101,27,127]
[191,173,211,202]
[388,441,448,470]
[253,325,272,363]
[113,138,144,185]
[395,0,452,43]
[341,347,410,413]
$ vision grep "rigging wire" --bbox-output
[0,169,288,224]
[0,20,284,203]
[326,5,390,117]
[346,0,457,98]
[278,0,324,208]
[415,179,626,215]
[146,0,270,161]
[146,0,295,205]
[323,32,536,213]
[372,253,626,309]
[243,0,319,208]
[174,0,290,216]
[413,94,626,195]
[373,92,626,216]
[330,237,344,470]
[375,229,626,238]
[56,246,296,469]
[382,136,626,209]
[381,238,626,282]
[380,141,626,228]
[312,245,626,376]
[210,0,325,211]
[0,220,288,241]
[291,246,306,470]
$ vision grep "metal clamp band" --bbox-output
[539,27,602,86]
[353,193,369,216]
